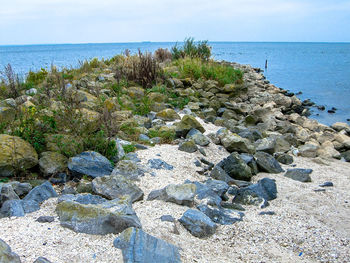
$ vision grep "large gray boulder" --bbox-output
[284,168,312,182]
[148,183,196,207]
[56,194,141,235]
[92,175,144,203]
[0,199,40,218]
[23,181,57,204]
[111,160,149,180]
[68,151,113,178]
[0,184,19,207]
[179,209,217,238]
[191,179,229,207]
[254,152,284,173]
[0,239,21,263]
[114,227,181,263]
[217,153,252,181]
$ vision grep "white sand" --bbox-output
[1,119,350,262]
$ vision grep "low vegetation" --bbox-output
[0,38,244,177]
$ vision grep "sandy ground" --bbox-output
[1,119,350,263]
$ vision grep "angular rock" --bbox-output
[254,137,276,154]
[232,178,277,207]
[0,184,19,207]
[113,227,181,263]
[178,140,198,153]
[239,153,258,175]
[36,216,55,223]
[111,160,149,180]
[147,159,174,170]
[274,153,294,165]
[221,133,255,154]
[0,239,21,263]
[210,166,234,184]
[186,129,210,146]
[0,134,38,177]
[39,151,67,176]
[0,200,25,217]
[23,181,57,204]
[341,150,350,162]
[92,175,144,203]
[298,143,319,158]
[76,179,93,194]
[197,204,243,225]
[68,151,113,178]
[175,115,205,137]
[284,168,312,182]
[156,109,181,121]
[56,195,141,235]
[148,183,196,207]
[9,182,32,198]
[217,153,252,181]
[254,152,284,173]
[179,209,217,238]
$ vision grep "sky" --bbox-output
[1,0,350,45]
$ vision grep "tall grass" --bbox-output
[171,38,211,61]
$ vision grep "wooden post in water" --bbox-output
[265,59,268,69]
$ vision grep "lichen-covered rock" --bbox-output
[92,175,144,202]
[0,107,16,123]
[156,109,180,121]
[254,152,284,173]
[175,115,205,137]
[221,133,255,154]
[0,184,19,207]
[56,195,141,235]
[186,128,210,146]
[179,209,217,238]
[148,183,196,207]
[0,239,21,263]
[217,153,252,181]
[111,160,149,180]
[39,151,68,176]
[178,140,198,153]
[0,134,38,177]
[68,151,113,178]
[197,204,243,225]
[113,227,181,263]
[127,86,145,99]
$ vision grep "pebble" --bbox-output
[319,182,334,187]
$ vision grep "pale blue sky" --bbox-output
[1,0,349,45]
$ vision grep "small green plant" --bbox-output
[83,130,118,160]
[148,129,175,143]
[26,68,48,86]
[122,144,136,154]
[0,177,10,183]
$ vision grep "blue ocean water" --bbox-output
[0,42,349,126]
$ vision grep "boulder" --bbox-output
[39,151,67,176]
[254,152,284,173]
[8,182,32,198]
[192,179,229,207]
[210,166,234,184]
[113,227,181,263]
[221,133,255,154]
[217,153,252,181]
[0,134,38,177]
[298,143,319,158]
[254,137,276,154]
[0,184,19,207]
[156,109,181,121]
[179,209,217,238]
[0,199,40,218]
[0,107,16,123]
[111,160,149,180]
[341,150,350,162]
[175,115,205,137]
[284,168,312,182]
[197,204,243,225]
[76,179,93,194]
[0,239,21,263]
[148,183,196,207]
[232,178,277,207]
[331,122,350,133]
[274,153,294,165]
[23,181,57,204]
[56,195,141,235]
[186,129,210,146]
[239,153,258,175]
[68,151,113,178]
[92,175,144,203]
[178,140,198,153]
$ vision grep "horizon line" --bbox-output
[1,40,350,47]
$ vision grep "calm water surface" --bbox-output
[1,42,349,126]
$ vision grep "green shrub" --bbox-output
[174,58,243,86]
[148,128,175,143]
[83,130,118,160]
[122,144,136,154]
[171,38,212,61]
[26,68,48,86]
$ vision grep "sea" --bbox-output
[0,42,349,126]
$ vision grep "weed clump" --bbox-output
[171,38,211,61]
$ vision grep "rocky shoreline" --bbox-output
[1,55,350,262]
